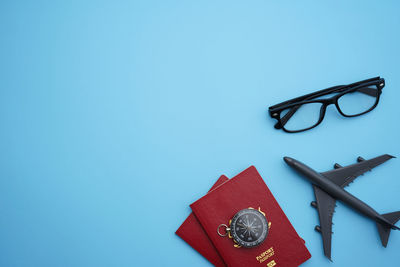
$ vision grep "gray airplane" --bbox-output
[284,154,400,260]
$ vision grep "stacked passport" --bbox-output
[176,166,311,267]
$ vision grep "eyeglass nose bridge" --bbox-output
[326,95,347,115]
[324,97,337,105]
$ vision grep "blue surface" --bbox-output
[1,1,400,266]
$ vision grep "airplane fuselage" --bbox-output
[286,157,390,226]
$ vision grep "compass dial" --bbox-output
[230,208,268,248]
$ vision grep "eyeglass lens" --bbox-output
[280,102,323,132]
[336,85,379,116]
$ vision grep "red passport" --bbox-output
[191,166,311,267]
[176,175,228,267]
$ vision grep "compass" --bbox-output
[217,208,269,248]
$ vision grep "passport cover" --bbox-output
[190,166,311,267]
[176,175,228,267]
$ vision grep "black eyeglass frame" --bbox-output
[268,77,385,133]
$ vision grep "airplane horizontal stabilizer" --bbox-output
[376,211,400,247]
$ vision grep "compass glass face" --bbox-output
[230,208,268,248]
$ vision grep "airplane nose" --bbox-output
[283,157,294,165]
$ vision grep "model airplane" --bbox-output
[283,154,400,260]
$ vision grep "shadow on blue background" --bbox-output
[1,1,399,266]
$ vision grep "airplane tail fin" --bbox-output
[376,211,400,247]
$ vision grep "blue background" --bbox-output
[1,1,400,266]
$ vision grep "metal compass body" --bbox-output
[218,208,269,248]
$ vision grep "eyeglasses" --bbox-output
[268,77,385,133]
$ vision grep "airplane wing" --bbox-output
[312,185,336,261]
[320,154,394,188]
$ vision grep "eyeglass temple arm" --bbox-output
[270,85,345,112]
[270,77,381,111]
